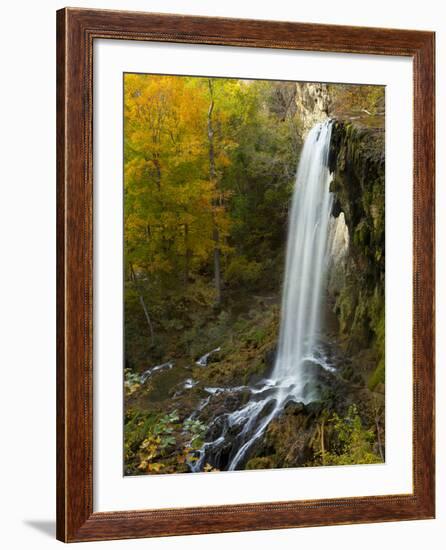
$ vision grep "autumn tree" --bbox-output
[124,75,304,368]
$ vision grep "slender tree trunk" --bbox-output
[184,223,191,285]
[129,263,155,347]
[152,157,161,191]
[212,226,222,304]
[374,404,384,461]
[207,79,222,305]
[320,419,326,465]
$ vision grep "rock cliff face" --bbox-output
[328,120,385,389]
[295,83,331,135]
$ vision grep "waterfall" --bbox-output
[190,120,335,472]
[273,120,333,400]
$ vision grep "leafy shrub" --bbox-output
[225,256,262,287]
[124,368,142,396]
[321,405,381,465]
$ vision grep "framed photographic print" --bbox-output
[56,7,435,542]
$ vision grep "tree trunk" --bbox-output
[184,223,191,285]
[129,263,155,347]
[213,226,221,304]
[152,156,161,191]
[207,79,222,305]
[320,419,326,465]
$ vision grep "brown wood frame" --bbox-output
[56,7,435,542]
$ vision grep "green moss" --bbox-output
[368,358,385,391]
[195,302,280,386]
[329,121,385,373]
[245,456,277,470]
[353,220,370,247]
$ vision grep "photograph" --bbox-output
[123,74,386,475]
[0,0,440,546]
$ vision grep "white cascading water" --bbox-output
[190,120,335,471]
[273,120,334,398]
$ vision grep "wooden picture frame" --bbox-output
[56,7,435,542]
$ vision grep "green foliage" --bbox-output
[124,408,215,475]
[225,256,262,286]
[124,368,141,396]
[321,405,381,465]
[124,410,159,468]
[183,418,207,450]
[124,409,181,473]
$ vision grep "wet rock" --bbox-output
[305,400,325,417]
[205,415,227,441]
[247,346,277,385]
[295,82,331,135]
[195,347,221,367]
[284,401,306,415]
[264,347,277,369]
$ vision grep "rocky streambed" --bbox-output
[125,322,384,474]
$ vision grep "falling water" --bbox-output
[190,120,335,472]
[273,120,334,398]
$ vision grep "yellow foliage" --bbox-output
[124,73,232,281]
